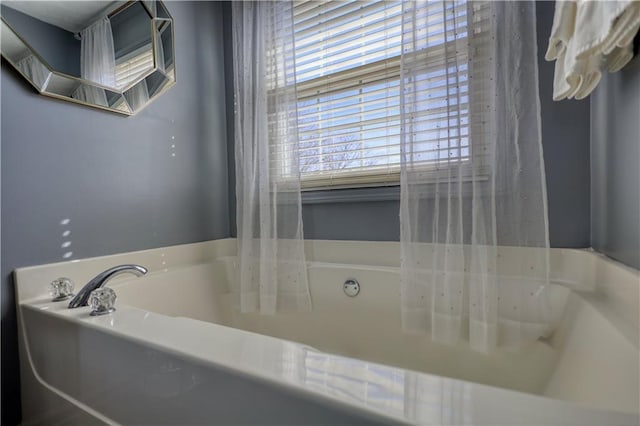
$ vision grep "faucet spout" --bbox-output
[68,264,147,309]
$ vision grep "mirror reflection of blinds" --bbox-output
[114,45,154,90]
[274,1,473,189]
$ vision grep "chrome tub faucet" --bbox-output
[68,264,148,309]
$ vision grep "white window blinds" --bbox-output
[114,45,154,90]
[278,0,476,189]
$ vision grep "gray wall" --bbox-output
[591,54,640,269]
[1,2,229,424]
[536,1,592,248]
[1,5,81,77]
[222,1,237,240]
[227,2,593,247]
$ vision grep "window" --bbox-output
[114,45,154,90]
[281,1,473,190]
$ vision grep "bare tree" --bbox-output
[299,133,364,174]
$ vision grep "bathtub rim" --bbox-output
[13,238,640,424]
[16,237,638,348]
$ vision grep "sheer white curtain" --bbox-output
[80,17,116,88]
[400,1,553,352]
[231,1,311,314]
[16,54,50,91]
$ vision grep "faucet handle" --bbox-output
[50,277,75,301]
[89,287,117,316]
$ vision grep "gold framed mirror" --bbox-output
[0,0,175,115]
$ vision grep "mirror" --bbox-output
[0,1,175,115]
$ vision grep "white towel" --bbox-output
[545,1,577,61]
[552,37,602,101]
[572,1,632,59]
[547,0,639,101]
[600,2,640,55]
[605,44,635,73]
[573,54,602,100]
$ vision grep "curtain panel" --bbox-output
[399,1,553,352]
[231,1,312,314]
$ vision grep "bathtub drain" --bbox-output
[343,279,360,297]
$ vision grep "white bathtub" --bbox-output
[14,239,640,425]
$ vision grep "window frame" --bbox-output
[273,0,487,192]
